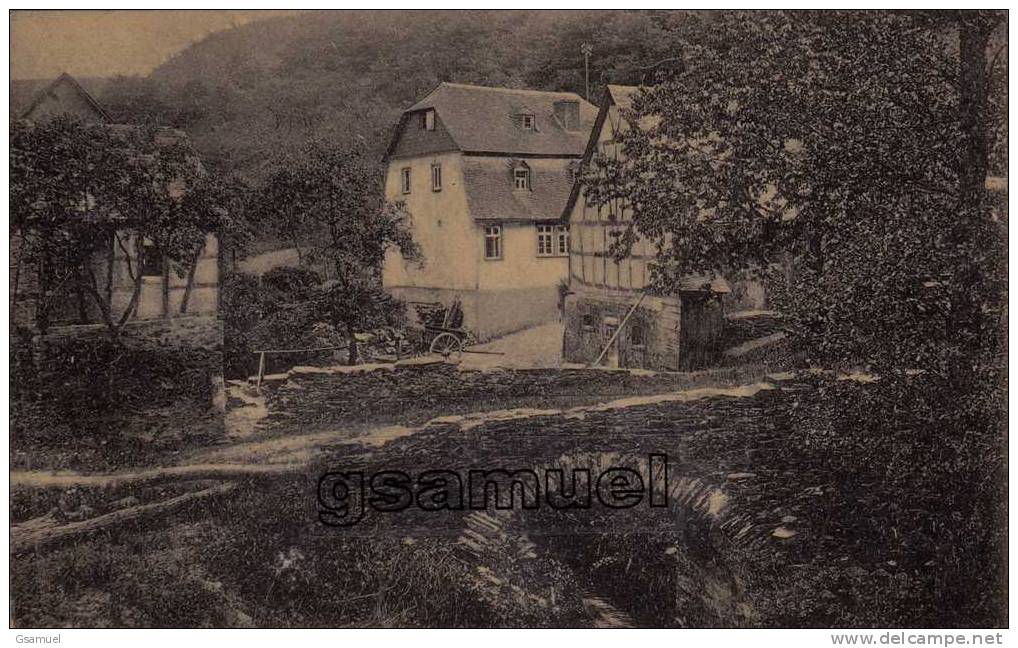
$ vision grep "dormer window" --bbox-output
[513,167,530,191]
[520,114,535,130]
[422,109,435,131]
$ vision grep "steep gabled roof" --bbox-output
[16,72,111,122]
[602,84,641,111]
[386,82,597,159]
[561,84,643,220]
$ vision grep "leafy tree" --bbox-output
[254,142,420,364]
[582,11,1007,625]
[10,116,243,342]
[586,10,1005,377]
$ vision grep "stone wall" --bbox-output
[562,293,675,369]
[562,292,725,371]
[721,311,784,350]
[309,377,805,627]
[259,358,783,431]
[12,315,225,432]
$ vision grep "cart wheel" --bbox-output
[429,332,463,360]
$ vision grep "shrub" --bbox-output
[783,370,1007,627]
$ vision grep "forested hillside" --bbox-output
[96,10,692,179]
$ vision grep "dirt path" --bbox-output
[459,320,564,369]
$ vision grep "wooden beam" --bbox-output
[591,292,647,367]
[11,482,239,555]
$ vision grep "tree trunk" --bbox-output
[958,13,996,210]
[10,234,23,319]
[105,237,115,310]
[117,269,144,329]
[37,255,50,335]
[111,232,144,338]
[75,276,89,324]
[179,241,205,315]
[346,321,359,366]
[81,268,119,344]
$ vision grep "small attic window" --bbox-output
[422,109,435,131]
[520,114,535,130]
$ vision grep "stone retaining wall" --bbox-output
[721,311,784,350]
[315,380,801,627]
[259,358,784,431]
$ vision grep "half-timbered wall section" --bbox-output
[561,85,727,371]
[10,74,221,334]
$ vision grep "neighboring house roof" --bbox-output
[14,72,112,122]
[602,83,641,111]
[15,74,201,194]
[562,84,643,220]
[386,82,598,159]
[10,78,52,114]
[678,277,731,293]
[462,157,575,223]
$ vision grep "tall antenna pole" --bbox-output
[581,43,593,102]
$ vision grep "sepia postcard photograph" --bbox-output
[6,7,1010,639]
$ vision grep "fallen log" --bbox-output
[11,482,239,555]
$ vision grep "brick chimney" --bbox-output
[554,100,580,131]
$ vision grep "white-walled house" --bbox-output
[11,73,220,333]
[382,82,596,341]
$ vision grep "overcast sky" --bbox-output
[10,10,301,80]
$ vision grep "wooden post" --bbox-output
[255,351,266,391]
[162,256,170,318]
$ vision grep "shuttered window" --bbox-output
[514,168,530,190]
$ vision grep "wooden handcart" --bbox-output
[410,299,504,361]
[425,324,472,360]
